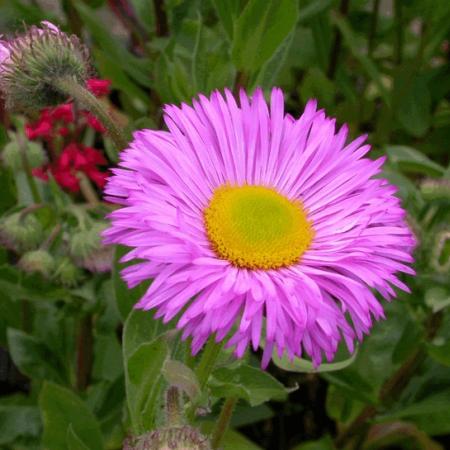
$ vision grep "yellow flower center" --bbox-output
[204,185,314,270]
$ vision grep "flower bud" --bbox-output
[70,222,113,272]
[0,211,44,252]
[18,249,55,277]
[123,426,211,450]
[53,257,83,286]
[0,21,90,111]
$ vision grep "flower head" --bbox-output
[0,21,89,111]
[104,88,415,367]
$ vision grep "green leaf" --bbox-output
[425,287,450,313]
[125,333,170,432]
[201,422,263,450]
[67,425,90,450]
[212,0,240,40]
[396,76,432,137]
[75,2,152,88]
[331,12,390,106]
[210,364,288,406]
[272,347,358,373]
[162,360,201,401]
[290,435,335,450]
[298,0,333,24]
[0,405,41,445]
[231,0,299,73]
[122,308,166,358]
[386,145,445,177]
[39,382,104,450]
[113,245,151,321]
[321,370,377,405]
[427,341,450,367]
[7,328,65,384]
[378,390,450,436]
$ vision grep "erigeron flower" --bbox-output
[104,88,415,367]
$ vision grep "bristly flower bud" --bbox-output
[18,249,55,277]
[0,21,90,111]
[123,426,211,450]
[2,139,47,171]
[0,211,44,252]
[53,256,83,287]
[70,222,113,272]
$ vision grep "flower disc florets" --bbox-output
[0,22,90,111]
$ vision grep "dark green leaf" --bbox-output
[125,333,170,432]
[7,328,65,384]
[39,382,104,450]
[67,425,90,450]
[0,405,41,445]
[386,145,445,177]
[231,0,299,73]
[210,364,288,406]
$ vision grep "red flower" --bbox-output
[34,143,108,193]
[83,111,106,133]
[87,78,111,97]
[25,110,53,139]
[50,103,74,122]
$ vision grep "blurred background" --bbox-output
[0,1,449,449]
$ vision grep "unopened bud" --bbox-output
[123,426,211,450]
[0,211,44,252]
[0,21,90,111]
[18,249,54,277]
[53,257,83,286]
[70,222,113,272]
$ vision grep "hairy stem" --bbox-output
[211,398,237,449]
[54,77,129,151]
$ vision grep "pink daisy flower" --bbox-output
[103,88,415,367]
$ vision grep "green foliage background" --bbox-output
[0,0,449,449]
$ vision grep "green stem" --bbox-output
[54,77,129,151]
[394,0,403,65]
[327,0,351,79]
[196,337,223,390]
[17,134,42,204]
[165,386,182,426]
[211,398,237,449]
[368,0,380,58]
[77,171,99,204]
[75,313,93,391]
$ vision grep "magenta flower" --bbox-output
[104,88,415,367]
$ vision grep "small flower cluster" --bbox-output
[29,78,111,193]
